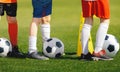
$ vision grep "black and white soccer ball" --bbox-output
[0,38,12,57]
[43,38,64,58]
[103,34,119,57]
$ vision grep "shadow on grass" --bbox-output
[22,52,79,60]
[54,52,79,60]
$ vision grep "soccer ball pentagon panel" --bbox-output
[102,34,119,57]
[0,38,12,57]
[43,38,64,58]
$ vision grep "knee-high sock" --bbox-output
[81,24,92,55]
[8,23,18,47]
[29,36,37,53]
[41,24,50,42]
[95,23,109,53]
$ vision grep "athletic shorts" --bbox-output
[81,0,110,19]
[32,0,52,18]
[0,3,17,17]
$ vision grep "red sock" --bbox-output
[8,23,18,47]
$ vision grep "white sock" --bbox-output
[81,24,92,55]
[29,36,37,53]
[41,24,50,42]
[95,23,109,53]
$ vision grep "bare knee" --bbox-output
[84,16,93,25]
[100,18,110,24]
[7,16,17,23]
[41,15,51,24]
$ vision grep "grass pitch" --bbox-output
[0,0,120,72]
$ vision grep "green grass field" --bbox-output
[0,0,120,72]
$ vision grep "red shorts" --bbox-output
[82,0,110,19]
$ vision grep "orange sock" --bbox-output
[8,23,18,47]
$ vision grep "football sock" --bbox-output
[29,36,37,53]
[81,24,92,55]
[95,23,109,53]
[8,23,18,47]
[41,24,50,42]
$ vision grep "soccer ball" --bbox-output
[0,38,12,57]
[43,38,64,58]
[102,34,119,57]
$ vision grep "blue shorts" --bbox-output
[32,0,52,18]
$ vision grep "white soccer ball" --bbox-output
[0,38,12,57]
[43,38,64,58]
[103,34,119,57]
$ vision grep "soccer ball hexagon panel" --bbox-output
[103,34,120,57]
[0,38,12,57]
[43,38,64,58]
